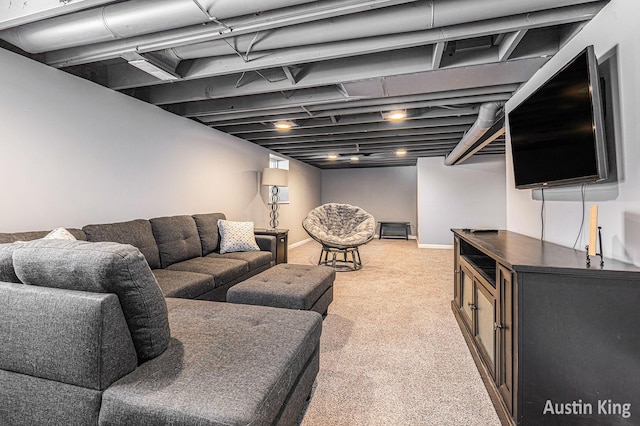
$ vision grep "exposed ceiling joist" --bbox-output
[0,0,610,169]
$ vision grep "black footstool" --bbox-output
[227,264,335,315]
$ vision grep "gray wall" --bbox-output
[417,156,506,247]
[505,0,640,265]
[0,48,321,245]
[321,166,417,236]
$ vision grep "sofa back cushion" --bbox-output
[192,213,226,255]
[0,243,21,283]
[0,228,86,244]
[83,219,161,270]
[0,282,137,390]
[150,215,202,268]
[12,239,170,363]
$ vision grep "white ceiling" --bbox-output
[0,0,609,168]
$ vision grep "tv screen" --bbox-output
[509,46,608,189]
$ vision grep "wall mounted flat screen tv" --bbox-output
[509,45,608,189]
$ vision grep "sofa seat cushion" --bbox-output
[206,250,272,270]
[152,269,215,299]
[12,239,170,363]
[150,215,202,268]
[83,219,161,269]
[100,299,322,426]
[166,257,249,288]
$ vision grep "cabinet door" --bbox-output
[496,265,514,413]
[459,262,474,331]
[474,277,496,378]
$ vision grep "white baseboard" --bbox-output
[289,238,312,249]
[418,243,454,249]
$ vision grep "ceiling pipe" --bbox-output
[0,0,119,32]
[1,0,605,57]
[0,0,317,53]
[444,101,504,166]
[170,2,432,60]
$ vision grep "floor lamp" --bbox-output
[262,168,289,230]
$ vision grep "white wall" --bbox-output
[417,156,506,247]
[505,0,640,264]
[321,166,417,236]
[0,48,321,244]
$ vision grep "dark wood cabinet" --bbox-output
[254,228,288,264]
[452,229,640,426]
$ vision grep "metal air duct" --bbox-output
[444,101,504,166]
[0,0,317,53]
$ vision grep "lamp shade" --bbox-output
[262,168,289,187]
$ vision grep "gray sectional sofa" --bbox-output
[0,213,322,425]
[1,213,276,301]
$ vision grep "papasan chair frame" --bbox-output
[302,203,376,271]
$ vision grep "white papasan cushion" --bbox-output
[217,220,260,254]
[303,203,375,247]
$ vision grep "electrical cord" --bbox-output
[573,184,587,249]
[541,188,545,241]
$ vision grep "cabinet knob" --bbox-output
[468,302,477,310]
[494,323,504,330]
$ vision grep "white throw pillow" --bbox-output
[44,227,77,240]
[217,220,260,254]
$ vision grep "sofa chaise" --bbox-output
[0,228,321,425]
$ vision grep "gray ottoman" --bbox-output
[227,264,335,315]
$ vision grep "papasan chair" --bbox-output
[302,203,376,271]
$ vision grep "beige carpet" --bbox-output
[290,239,501,426]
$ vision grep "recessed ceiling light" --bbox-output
[396,149,407,156]
[350,156,360,161]
[274,120,295,130]
[328,153,339,159]
[386,110,407,121]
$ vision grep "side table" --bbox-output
[254,228,289,264]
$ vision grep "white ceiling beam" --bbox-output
[129,48,531,107]
[196,92,513,124]
[219,107,480,133]
[260,136,465,151]
[231,116,478,139]
[169,86,354,117]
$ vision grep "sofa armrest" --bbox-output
[0,282,137,390]
[255,235,276,257]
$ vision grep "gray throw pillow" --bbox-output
[13,239,170,363]
[218,220,260,254]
